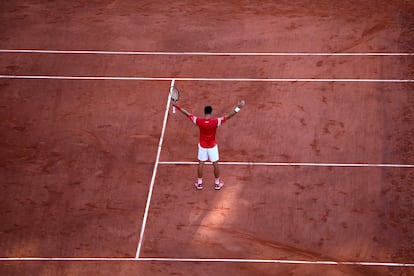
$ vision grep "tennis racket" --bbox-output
[169,80,180,113]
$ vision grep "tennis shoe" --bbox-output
[215,180,224,190]
[194,180,203,190]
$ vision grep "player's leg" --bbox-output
[196,144,208,190]
[198,161,205,179]
[195,161,205,190]
[212,161,220,178]
[208,145,224,190]
[212,161,223,190]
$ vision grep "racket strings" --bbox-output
[170,87,180,101]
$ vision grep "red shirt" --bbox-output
[189,115,226,148]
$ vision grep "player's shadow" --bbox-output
[159,163,246,258]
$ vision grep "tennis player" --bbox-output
[173,100,245,190]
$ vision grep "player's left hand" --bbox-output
[237,100,245,108]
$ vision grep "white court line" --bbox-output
[0,75,413,82]
[140,258,414,267]
[135,84,172,258]
[0,257,413,267]
[0,49,413,56]
[159,161,414,168]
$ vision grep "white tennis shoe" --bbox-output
[215,180,224,190]
[194,180,203,190]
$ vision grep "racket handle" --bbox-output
[172,106,176,113]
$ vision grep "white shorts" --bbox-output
[198,144,219,162]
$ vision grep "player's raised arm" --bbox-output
[225,100,245,120]
[173,102,191,117]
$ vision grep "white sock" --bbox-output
[215,178,220,184]
[198,178,203,184]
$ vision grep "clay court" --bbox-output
[1,1,414,275]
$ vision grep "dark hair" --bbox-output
[204,106,213,114]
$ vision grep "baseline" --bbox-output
[0,49,413,56]
[0,75,413,82]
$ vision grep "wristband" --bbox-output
[234,107,241,113]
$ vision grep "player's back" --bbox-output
[196,118,219,148]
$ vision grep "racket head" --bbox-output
[170,85,179,113]
[170,86,180,102]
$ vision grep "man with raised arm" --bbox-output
[173,100,245,190]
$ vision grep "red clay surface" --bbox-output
[0,80,166,258]
[1,0,414,275]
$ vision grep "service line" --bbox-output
[0,257,413,267]
[158,161,414,168]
